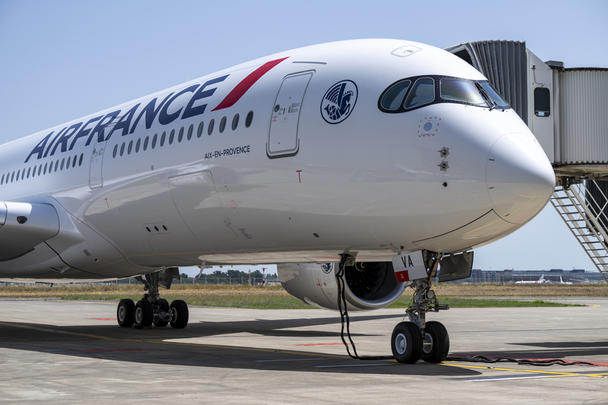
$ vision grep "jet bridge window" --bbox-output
[534,87,550,117]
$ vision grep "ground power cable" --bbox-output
[446,355,598,367]
[335,254,394,361]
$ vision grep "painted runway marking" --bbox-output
[295,343,344,346]
[315,363,391,368]
[256,358,325,363]
[467,375,566,382]
[442,363,608,379]
[83,348,144,353]
[90,317,116,321]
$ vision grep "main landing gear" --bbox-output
[391,252,450,364]
[116,268,189,329]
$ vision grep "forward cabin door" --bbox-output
[267,71,313,158]
[89,140,108,189]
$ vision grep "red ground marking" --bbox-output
[83,348,145,353]
[90,317,116,321]
[295,343,345,346]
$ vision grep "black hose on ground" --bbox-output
[336,254,394,361]
[447,354,598,367]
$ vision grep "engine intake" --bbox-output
[278,261,405,310]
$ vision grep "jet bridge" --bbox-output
[447,41,608,281]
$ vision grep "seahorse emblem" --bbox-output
[321,80,358,124]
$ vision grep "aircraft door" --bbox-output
[267,71,313,158]
[89,140,108,189]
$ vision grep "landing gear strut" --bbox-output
[116,268,189,329]
[391,251,450,363]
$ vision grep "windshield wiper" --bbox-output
[475,83,496,111]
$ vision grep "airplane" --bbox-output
[0,39,555,364]
[515,274,550,284]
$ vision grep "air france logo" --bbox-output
[320,80,358,124]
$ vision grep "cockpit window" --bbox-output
[379,80,411,111]
[440,78,486,106]
[378,75,512,113]
[479,81,510,110]
[404,77,435,109]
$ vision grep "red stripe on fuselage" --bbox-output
[212,57,288,111]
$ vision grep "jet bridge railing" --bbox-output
[550,180,608,283]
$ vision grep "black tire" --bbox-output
[134,299,153,329]
[170,300,189,329]
[391,321,422,363]
[153,299,170,327]
[117,299,135,327]
[421,321,450,363]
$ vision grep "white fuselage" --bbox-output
[0,39,555,279]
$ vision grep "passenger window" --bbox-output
[169,129,175,144]
[219,116,227,133]
[1,174,4,184]
[120,143,125,156]
[54,160,59,171]
[143,136,149,151]
[128,140,133,154]
[152,134,158,149]
[135,138,140,152]
[187,124,193,140]
[208,119,215,135]
[178,127,184,142]
[72,155,77,168]
[380,80,411,111]
[160,131,166,146]
[404,77,435,109]
[232,114,239,130]
[113,144,118,158]
[60,159,65,171]
[11,171,15,182]
[43,163,47,174]
[534,87,550,117]
[27,167,31,178]
[245,111,253,127]
[79,153,84,166]
[197,121,204,138]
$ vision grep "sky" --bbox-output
[0,0,606,273]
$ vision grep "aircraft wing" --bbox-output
[0,201,60,261]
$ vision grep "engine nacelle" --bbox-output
[278,262,405,310]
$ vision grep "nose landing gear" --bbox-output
[116,268,189,329]
[390,252,450,363]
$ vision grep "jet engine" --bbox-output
[277,262,405,310]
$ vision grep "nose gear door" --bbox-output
[267,71,313,158]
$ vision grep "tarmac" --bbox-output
[0,297,607,404]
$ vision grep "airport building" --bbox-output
[460,268,605,283]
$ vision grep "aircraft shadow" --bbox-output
[0,313,479,376]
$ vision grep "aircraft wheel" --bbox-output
[421,321,450,363]
[170,300,189,329]
[391,321,422,363]
[117,299,135,327]
[153,299,170,327]
[134,299,153,329]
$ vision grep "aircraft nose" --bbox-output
[486,133,555,224]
